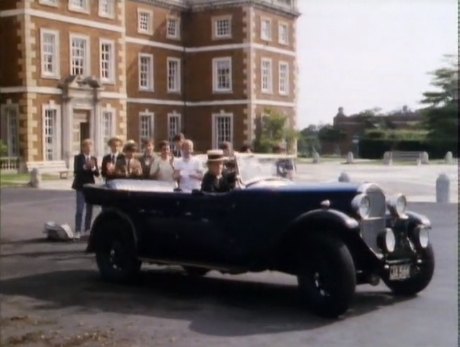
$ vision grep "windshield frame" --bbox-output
[235,153,296,185]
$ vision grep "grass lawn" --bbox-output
[0,172,60,188]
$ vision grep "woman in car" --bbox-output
[201,150,237,193]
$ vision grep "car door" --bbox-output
[172,192,239,265]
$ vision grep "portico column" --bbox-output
[61,97,74,168]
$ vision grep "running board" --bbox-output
[138,257,247,273]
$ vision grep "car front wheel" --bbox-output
[383,243,434,296]
[95,227,141,283]
[297,234,356,318]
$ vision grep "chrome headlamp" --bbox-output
[411,225,430,249]
[377,228,396,253]
[387,194,407,218]
[351,194,371,219]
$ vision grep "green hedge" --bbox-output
[359,139,458,159]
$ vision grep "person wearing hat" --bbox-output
[219,141,237,173]
[115,141,143,178]
[71,138,99,239]
[201,149,237,193]
[101,136,125,181]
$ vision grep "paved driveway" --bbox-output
[0,187,457,347]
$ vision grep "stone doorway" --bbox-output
[72,110,90,154]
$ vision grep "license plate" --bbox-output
[389,264,411,280]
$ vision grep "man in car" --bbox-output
[201,150,237,193]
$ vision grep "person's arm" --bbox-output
[190,160,204,180]
[73,155,80,176]
[149,160,160,179]
[92,157,100,177]
[101,156,108,178]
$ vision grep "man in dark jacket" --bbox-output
[101,136,124,181]
[71,139,99,239]
[201,150,236,193]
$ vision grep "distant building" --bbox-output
[0,0,299,170]
[332,106,423,154]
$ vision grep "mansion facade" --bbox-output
[0,0,299,170]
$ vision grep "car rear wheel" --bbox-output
[297,234,356,318]
[95,227,141,283]
[383,243,434,296]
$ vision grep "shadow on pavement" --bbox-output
[0,268,413,337]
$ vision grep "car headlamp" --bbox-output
[411,225,430,249]
[351,194,371,219]
[378,228,396,253]
[387,194,407,217]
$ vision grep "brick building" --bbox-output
[0,0,299,171]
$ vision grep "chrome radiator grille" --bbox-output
[359,184,386,252]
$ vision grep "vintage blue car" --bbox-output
[83,154,434,318]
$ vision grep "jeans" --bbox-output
[75,190,93,232]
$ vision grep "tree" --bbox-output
[421,54,458,142]
[421,54,458,107]
[298,125,321,156]
[0,141,7,156]
[253,109,298,153]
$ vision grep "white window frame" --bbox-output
[278,61,290,95]
[68,0,89,13]
[42,103,62,161]
[69,33,90,76]
[167,112,182,142]
[261,58,273,94]
[39,0,58,7]
[40,29,60,79]
[212,57,232,93]
[166,16,181,40]
[99,0,115,19]
[278,21,289,45]
[138,9,153,35]
[139,111,155,144]
[212,112,233,149]
[212,15,232,40]
[100,39,115,84]
[138,53,154,91]
[261,17,272,41]
[0,103,20,157]
[100,108,116,154]
[167,57,181,93]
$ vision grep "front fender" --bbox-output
[86,208,138,253]
[405,211,431,228]
[290,208,360,231]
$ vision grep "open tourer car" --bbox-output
[83,154,434,317]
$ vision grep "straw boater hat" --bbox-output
[206,149,226,163]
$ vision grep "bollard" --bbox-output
[338,172,350,182]
[421,152,429,165]
[30,168,41,188]
[445,151,453,164]
[346,151,354,164]
[312,152,320,164]
[383,151,392,166]
[436,173,450,203]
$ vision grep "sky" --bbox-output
[296,0,458,128]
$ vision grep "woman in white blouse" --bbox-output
[150,140,175,182]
